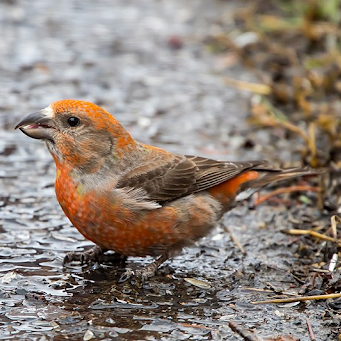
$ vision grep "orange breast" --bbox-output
[54,166,182,257]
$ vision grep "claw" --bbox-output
[118,254,169,282]
[63,246,103,265]
[119,268,135,283]
[63,246,126,266]
[63,251,79,265]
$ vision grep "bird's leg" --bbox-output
[64,245,127,265]
[119,253,169,282]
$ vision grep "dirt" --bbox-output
[0,1,338,340]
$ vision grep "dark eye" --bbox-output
[67,117,80,127]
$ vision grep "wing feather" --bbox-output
[116,151,264,203]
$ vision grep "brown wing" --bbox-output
[116,153,264,203]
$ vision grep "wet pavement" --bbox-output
[0,1,336,340]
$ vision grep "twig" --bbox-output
[225,226,246,254]
[251,292,341,305]
[228,321,261,341]
[306,317,316,341]
[254,186,320,206]
[284,229,341,247]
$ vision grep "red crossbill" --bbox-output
[15,100,321,280]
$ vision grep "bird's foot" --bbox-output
[119,264,158,282]
[119,254,169,282]
[64,245,127,265]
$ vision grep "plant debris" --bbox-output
[207,1,341,337]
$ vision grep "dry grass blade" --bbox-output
[224,77,271,94]
[307,123,318,167]
[251,292,341,305]
[331,215,341,242]
[179,323,214,330]
[284,229,341,247]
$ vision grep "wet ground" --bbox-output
[0,1,338,340]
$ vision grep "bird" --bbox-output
[15,99,322,280]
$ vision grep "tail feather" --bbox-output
[248,167,323,189]
[236,166,323,202]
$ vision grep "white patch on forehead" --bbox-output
[40,105,54,118]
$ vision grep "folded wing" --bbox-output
[116,153,264,203]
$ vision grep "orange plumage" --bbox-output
[15,100,321,280]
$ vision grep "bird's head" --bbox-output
[15,100,136,172]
